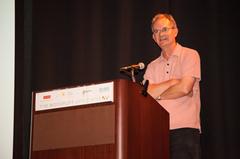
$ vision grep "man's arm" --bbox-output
[148,76,196,100]
[147,79,180,99]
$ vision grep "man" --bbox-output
[144,13,201,159]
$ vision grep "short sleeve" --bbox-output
[182,51,201,80]
[143,65,154,84]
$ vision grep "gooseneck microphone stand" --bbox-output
[120,68,137,83]
[130,68,136,83]
[119,67,149,97]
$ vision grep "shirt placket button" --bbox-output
[166,63,170,78]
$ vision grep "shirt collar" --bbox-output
[158,43,182,62]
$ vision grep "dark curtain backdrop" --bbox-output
[15,0,240,159]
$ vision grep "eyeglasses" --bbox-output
[152,27,175,34]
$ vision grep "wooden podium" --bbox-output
[30,79,169,159]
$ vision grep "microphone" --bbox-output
[120,62,145,71]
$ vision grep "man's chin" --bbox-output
[159,41,168,46]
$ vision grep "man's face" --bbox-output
[152,17,178,49]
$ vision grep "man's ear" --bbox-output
[174,28,178,38]
[152,34,157,43]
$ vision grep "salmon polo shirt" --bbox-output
[144,43,201,130]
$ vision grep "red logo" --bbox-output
[43,95,51,100]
